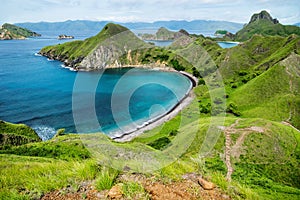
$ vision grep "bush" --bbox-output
[199,103,211,114]
[147,137,171,150]
[226,102,241,116]
[170,59,185,71]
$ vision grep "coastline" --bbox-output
[111,70,197,142]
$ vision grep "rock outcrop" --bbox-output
[249,10,279,24]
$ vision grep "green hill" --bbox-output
[228,53,300,128]
[235,11,300,41]
[39,23,148,70]
[218,34,300,81]
[0,23,41,40]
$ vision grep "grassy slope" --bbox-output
[228,53,300,129]
[1,115,299,199]
[235,19,300,41]
[219,35,300,81]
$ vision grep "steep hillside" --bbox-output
[0,23,41,40]
[235,11,300,41]
[228,53,300,129]
[218,34,300,84]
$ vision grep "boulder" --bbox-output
[198,177,216,190]
[107,185,123,199]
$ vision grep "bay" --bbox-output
[0,32,191,140]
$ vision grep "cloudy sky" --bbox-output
[1,0,299,25]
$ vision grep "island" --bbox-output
[0,23,41,40]
[58,34,74,40]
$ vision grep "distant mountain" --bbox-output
[0,23,41,40]
[295,22,300,27]
[16,20,243,35]
[139,27,189,40]
[235,10,300,41]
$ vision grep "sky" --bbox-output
[0,0,299,25]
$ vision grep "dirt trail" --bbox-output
[221,120,265,182]
[223,119,240,182]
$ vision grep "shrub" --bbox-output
[147,137,171,150]
[226,102,241,116]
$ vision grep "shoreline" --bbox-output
[112,91,195,142]
[111,70,197,142]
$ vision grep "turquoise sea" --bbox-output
[0,32,191,140]
[217,41,239,48]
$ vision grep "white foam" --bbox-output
[32,125,56,141]
[34,52,42,57]
[60,64,77,72]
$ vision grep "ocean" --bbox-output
[0,32,191,140]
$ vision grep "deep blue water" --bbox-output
[0,33,191,140]
[217,41,239,48]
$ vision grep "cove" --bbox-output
[0,36,191,140]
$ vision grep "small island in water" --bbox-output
[0,23,40,40]
[58,34,74,40]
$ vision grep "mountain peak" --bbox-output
[249,10,279,24]
[99,23,129,37]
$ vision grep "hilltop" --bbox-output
[235,10,300,41]
[0,23,41,40]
